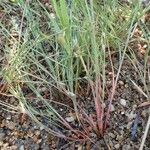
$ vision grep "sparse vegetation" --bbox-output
[0,0,150,149]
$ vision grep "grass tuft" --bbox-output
[0,0,149,147]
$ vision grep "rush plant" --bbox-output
[0,0,147,148]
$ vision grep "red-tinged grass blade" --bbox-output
[90,77,104,136]
[104,46,115,130]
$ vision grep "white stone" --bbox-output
[110,104,115,112]
[40,126,45,130]
[60,108,63,111]
[50,13,55,19]
[120,99,127,106]
[65,116,75,122]
[114,144,120,149]
[118,80,124,85]
[102,103,106,108]
[121,112,125,115]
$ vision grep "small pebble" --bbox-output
[126,111,136,120]
[109,140,114,148]
[122,144,131,150]
[116,135,123,141]
[102,103,106,108]
[0,141,4,146]
[110,104,115,112]
[108,132,116,139]
[11,145,18,149]
[120,99,127,106]
[40,126,45,130]
[40,87,46,92]
[35,130,40,136]
[141,110,147,118]
[50,13,55,19]
[65,116,74,122]
[10,97,16,103]
[6,115,11,120]
[8,121,16,130]
[0,120,5,128]
[33,126,39,129]
[19,145,24,150]
[60,108,63,111]
[121,111,125,115]
[3,143,9,147]
[37,139,42,144]
[114,143,120,149]
[119,80,124,85]
[0,132,5,140]
[27,130,34,137]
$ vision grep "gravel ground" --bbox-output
[0,100,58,150]
[0,58,150,149]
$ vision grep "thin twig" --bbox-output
[139,110,150,150]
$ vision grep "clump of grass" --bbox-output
[0,1,30,114]
[0,0,148,146]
